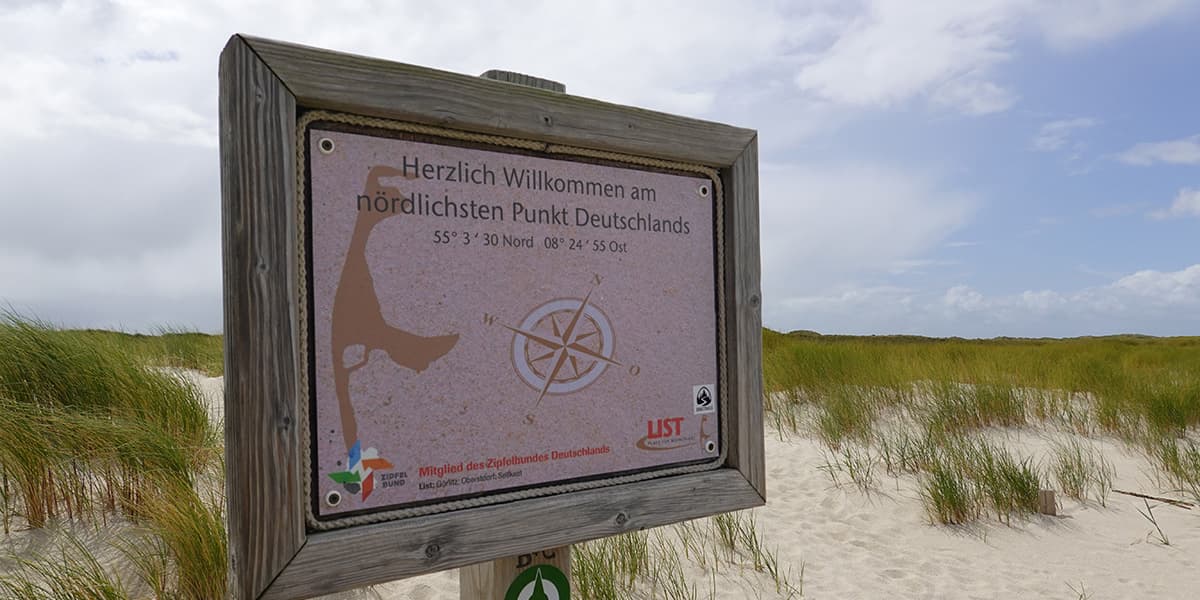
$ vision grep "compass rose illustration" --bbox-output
[505,286,620,405]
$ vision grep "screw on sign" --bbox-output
[505,564,569,600]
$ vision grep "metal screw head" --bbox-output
[318,137,335,154]
[615,512,629,526]
[324,490,342,507]
[424,543,441,559]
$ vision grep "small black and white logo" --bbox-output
[693,384,716,414]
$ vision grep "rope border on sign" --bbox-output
[296,109,728,530]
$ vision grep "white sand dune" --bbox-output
[180,369,224,426]
[4,373,1197,598]
[324,414,1199,598]
[752,431,1198,598]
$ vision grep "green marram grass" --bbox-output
[1048,438,1115,505]
[574,511,801,600]
[0,314,224,598]
[0,535,128,600]
[764,329,1200,436]
[70,328,224,377]
[764,329,1200,523]
[4,315,1197,595]
[930,437,1041,524]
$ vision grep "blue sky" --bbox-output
[787,10,1200,337]
[0,0,1197,337]
[759,13,1200,336]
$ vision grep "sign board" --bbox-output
[307,123,723,525]
[221,34,763,599]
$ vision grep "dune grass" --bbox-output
[764,329,1200,522]
[3,319,1195,594]
[936,438,1041,524]
[574,511,802,600]
[764,330,1200,436]
[0,314,224,598]
[69,329,224,378]
[4,315,803,600]
[1048,438,1115,505]
[0,535,129,600]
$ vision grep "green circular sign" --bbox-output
[505,564,570,600]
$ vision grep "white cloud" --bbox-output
[773,285,923,335]
[943,285,986,312]
[1108,264,1200,305]
[1030,0,1194,49]
[793,1,1018,113]
[0,1,805,139]
[1150,188,1200,219]
[0,0,1195,333]
[760,161,975,323]
[0,236,221,331]
[0,0,808,331]
[1118,134,1200,165]
[769,264,1200,337]
[789,0,1188,116]
[1032,117,1096,151]
[932,78,1019,115]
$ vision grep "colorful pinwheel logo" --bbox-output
[328,440,393,501]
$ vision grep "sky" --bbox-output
[0,0,1197,338]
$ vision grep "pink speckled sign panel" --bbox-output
[308,126,719,519]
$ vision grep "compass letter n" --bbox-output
[482,313,497,326]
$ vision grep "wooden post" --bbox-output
[1038,489,1057,516]
[460,546,572,600]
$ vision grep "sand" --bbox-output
[755,431,1198,598]
[320,413,1199,598]
[3,373,1198,598]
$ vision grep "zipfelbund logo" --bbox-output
[327,440,394,502]
[636,416,694,451]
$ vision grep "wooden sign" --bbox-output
[220,34,763,599]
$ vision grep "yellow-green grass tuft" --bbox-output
[764,329,1200,508]
[0,314,225,599]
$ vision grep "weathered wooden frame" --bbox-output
[220,34,763,599]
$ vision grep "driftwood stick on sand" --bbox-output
[1112,489,1194,509]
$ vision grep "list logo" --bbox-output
[636,416,694,451]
